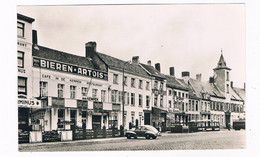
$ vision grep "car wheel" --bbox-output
[145,134,150,139]
[152,136,157,139]
[127,134,131,139]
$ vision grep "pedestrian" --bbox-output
[227,123,231,131]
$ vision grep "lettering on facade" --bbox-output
[18,98,41,108]
[33,57,108,80]
[18,68,26,73]
[17,41,27,47]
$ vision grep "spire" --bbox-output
[214,49,231,70]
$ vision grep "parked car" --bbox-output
[125,125,160,139]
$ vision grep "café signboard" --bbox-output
[33,57,108,80]
[18,98,41,108]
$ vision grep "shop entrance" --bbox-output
[144,113,150,125]
[18,108,30,131]
[225,113,231,128]
[92,115,101,130]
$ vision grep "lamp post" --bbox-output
[122,61,131,129]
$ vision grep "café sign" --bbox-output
[33,57,108,80]
[18,98,41,108]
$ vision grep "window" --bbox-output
[160,82,164,89]
[92,89,98,98]
[101,90,106,102]
[168,90,172,96]
[70,110,76,129]
[146,96,150,107]
[186,93,188,98]
[192,100,194,111]
[226,71,229,81]
[118,91,122,103]
[189,100,191,111]
[182,93,184,98]
[131,78,135,87]
[57,84,64,98]
[160,96,163,107]
[169,100,172,108]
[112,90,118,103]
[178,92,181,98]
[182,102,185,111]
[40,81,48,97]
[195,101,198,111]
[146,81,150,90]
[227,84,229,93]
[139,94,143,107]
[139,80,143,89]
[154,95,158,106]
[113,74,118,84]
[70,85,76,99]
[131,93,135,106]
[82,87,88,98]
[186,103,188,112]
[18,77,27,95]
[58,109,65,129]
[17,22,24,37]
[17,51,24,68]
[131,112,135,124]
[126,92,130,105]
[154,81,158,89]
[123,76,127,86]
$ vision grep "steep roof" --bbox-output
[32,45,107,72]
[140,63,166,79]
[164,75,189,91]
[214,53,231,70]
[17,13,35,23]
[232,87,246,101]
[96,52,150,78]
[186,78,225,99]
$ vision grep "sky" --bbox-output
[17,4,246,88]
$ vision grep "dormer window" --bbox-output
[226,71,229,81]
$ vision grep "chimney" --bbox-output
[32,30,38,45]
[147,60,151,66]
[85,41,97,57]
[132,56,139,64]
[196,73,202,81]
[182,71,190,77]
[209,77,214,83]
[169,67,175,76]
[155,63,161,72]
[231,81,233,88]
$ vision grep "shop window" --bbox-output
[139,94,143,107]
[58,109,65,129]
[82,87,88,98]
[57,84,64,98]
[101,90,106,102]
[139,80,143,89]
[146,95,150,108]
[123,76,127,86]
[146,81,150,90]
[70,110,77,129]
[18,77,27,95]
[113,74,118,84]
[70,85,76,99]
[17,51,24,68]
[131,78,135,87]
[40,81,48,97]
[17,22,24,37]
[131,93,135,106]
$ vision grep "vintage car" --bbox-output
[125,125,160,139]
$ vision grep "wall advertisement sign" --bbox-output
[18,98,41,108]
[33,57,108,80]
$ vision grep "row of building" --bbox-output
[18,13,245,136]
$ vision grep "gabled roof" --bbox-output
[32,45,107,72]
[96,52,150,78]
[214,53,231,70]
[232,87,246,101]
[164,75,189,91]
[140,63,166,79]
[185,78,225,99]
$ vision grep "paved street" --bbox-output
[19,130,245,151]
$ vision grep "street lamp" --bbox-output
[122,60,131,129]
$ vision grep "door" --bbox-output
[92,115,101,130]
[144,113,150,125]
